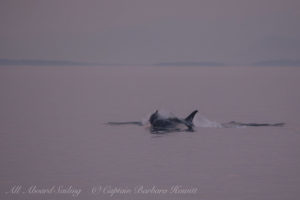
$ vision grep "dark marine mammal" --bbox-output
[149,110,198,132]
[107,110,199,133]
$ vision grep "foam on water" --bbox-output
[193,114,223,128]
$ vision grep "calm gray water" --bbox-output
[0,66,300,200]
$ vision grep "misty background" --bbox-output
[0,0,299,66]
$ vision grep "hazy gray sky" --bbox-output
[0,0,299,65]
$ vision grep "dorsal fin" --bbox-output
[149,110,159,123]
[185,110,198,123]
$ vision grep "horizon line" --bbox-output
[0,58,300,67]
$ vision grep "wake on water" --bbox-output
[141,110,284,128]
[107,110,285,130]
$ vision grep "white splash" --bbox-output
[193,114,223,128]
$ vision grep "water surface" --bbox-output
[0,65,299,200]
